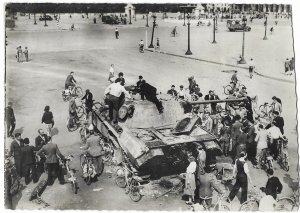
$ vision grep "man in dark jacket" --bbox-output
[21,138,37,184]
[140,80,163,113]
[36,140,65,185]
[273,111,284,134]
[65,71,77,89]
[5,102,16,137]
[167,85,178,97]
[81,89,93,114]
[265,169,282,199]
[10,133,24,176]
[204,90,220,114]
[35,129,48,174]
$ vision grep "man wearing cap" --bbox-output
[272,111,284,134]
[136,75,144,92]
[36,139,65,185]
[267,121,283,160]
[80,125,105,178]
[21,138,37,184]
[65,71,77,89]
[5,102,16,137]
[204,90,220,114]
[177,85,185,100]
[10,133,24,176]
[167,85,178,97]
[104,78,131,124]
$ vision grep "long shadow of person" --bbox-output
[12,184,26,210]
[283,174,299,191]
[50,128,59,137]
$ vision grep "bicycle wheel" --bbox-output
[77,106,85,119]
[102,143,114,162]
[93,102,103,112]
[276,197,295,211]
[129,181,142,202]
[239,199,259,211]
[75,87,83,98]
[224,85,232,95]
[67,118,79,132]
[219,205,231,211]
[72,181,78,194]
[115,176,126,188]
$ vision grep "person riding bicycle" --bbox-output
[81,89,93,115]
[70,23,75,31]
[65,71,77,90]
[80,125,105,178]
[69,97,79,127]
[139,40,144,53]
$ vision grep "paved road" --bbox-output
[5,13,298,210]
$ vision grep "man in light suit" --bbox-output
[36,140,65,185]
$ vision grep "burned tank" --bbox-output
[91,92,238,178]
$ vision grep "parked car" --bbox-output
[227,19,251,32]
[39,15,53,21]
[102,15,120,25]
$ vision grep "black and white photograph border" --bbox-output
[1,0,300,211]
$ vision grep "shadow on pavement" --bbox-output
[283,174,299,191]
[51,127,59,137]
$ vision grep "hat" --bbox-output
[118,72,124,77]
[180,85,183,88]
[171,85,175,87]
[273,111,279,115]
[139,75,143,79]
[88,124,94,131]
[23,138,30,144]
[242,86,247,89]
[272,96,277,100]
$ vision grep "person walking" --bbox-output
[115,28,119,39]
[289,57,295,72]
[42,105,54,137]
[23,47,29,62]
[16,46,22,63]
[255,124,268,168]
[284,58,290,73]
[228,151,254,204]
[81,89,93,116]
[155,38,160,52]
[5,102,16,137]
[21,138,37,185]
[36,139,65,186]
[248,58,255,79]
[108,64,115,83]
[272,96,282,115]
[10,133,24,177]
[104,78,131,124]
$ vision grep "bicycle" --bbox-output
[61,155,79,194]
[276,137,289,171]
[239,186,262,211]
[115,161,149,202]
[258,102,274,119]
[199,194,232,211]
[259,149,274,171]
[62,84,83,102]
[77,100,103,119]
[223,81,245,95]
[80,153,104,185]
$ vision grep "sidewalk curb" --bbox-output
[145,49,294,84]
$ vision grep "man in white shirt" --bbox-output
[268,121,283,160]
[104,78,131,124]
[177,85,185,100]
[255,124,268,168]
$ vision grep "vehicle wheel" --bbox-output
[93,102,103,111]
[276,198,295,211]
[115,176,126,188]
[72,181,78,194]
[77,106,85,119]
[224,85,232,95]
[239,199,259,211]
[75,87,83,98]
[129,186,142,202]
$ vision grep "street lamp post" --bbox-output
[34,13,37,24]
[146,10,149,27]
[183,9,186,26]
[238,16,247,64]
[148,14,157,48]
[129,8,132,24]
[44,13,48,27]
[185,14,192,55]
[212,16,217,43]
[263,15,268,40]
